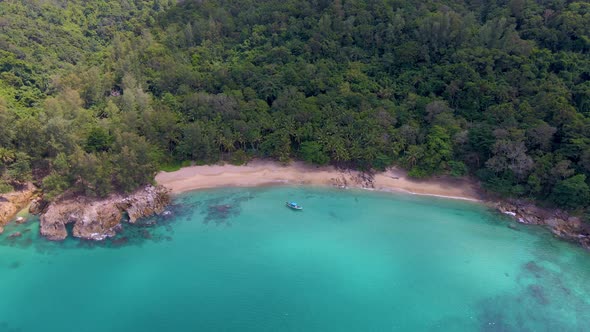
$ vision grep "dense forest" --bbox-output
[0,0,589,214]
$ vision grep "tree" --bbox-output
[69,150,113,197]
[527,122,556,152]
[260,130,291,163]
[403,145,424,168]
[42,172,69,201]
[177,122,215,161]
[300,141,329,165]
[6,153,32,184]
[85,126,113,153]
[550,174,590,209]
[486,140,534,181]
[0,101,14,148]
[423,125,453,174]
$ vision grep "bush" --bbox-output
[229,150,251,165]
[449,161,468,177]
[408,167,429,178]
[0,179,14,193]
[372,153,393,171]
[300,141,329,166]
[42,172,69,201]
[550,174,590,209]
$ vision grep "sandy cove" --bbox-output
[155,160,482,201]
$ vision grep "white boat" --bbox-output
[286,201,303,210]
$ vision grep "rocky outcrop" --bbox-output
[40,185,170,241]
[40,197,123,241]
[495,200,590,250]
[29,197,49,215]
[116,185,170,223]
[0,183,36,227]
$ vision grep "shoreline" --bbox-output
[155,160,482,202]
[155,161,590,250]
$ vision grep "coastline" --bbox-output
[155,161,590,250]
[0,183,36,233]
[155,160,482,202]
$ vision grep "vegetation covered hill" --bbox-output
[0,0,589,213]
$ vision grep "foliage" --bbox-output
[550,175,590,209]
[159,160,192,173]
[0,180,13,194]
[300,142,329,166]
[0,0,589,212]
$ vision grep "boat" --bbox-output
[286,201,303,210]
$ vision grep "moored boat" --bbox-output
[286,201,303,210]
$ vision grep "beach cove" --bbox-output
[155,161,590,251]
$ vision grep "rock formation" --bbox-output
[29,197,49,215]
[40,185,170,241]
[117,185,171,223]
[0,183,36,232]
[495,200,590,250]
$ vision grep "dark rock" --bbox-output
[111,236,129,247]
[29,198,49,215]
[8,232,21,238]
[527,284,549,305]
[140,229,152,239]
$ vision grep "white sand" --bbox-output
[156,160,482,201]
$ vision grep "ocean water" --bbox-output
[1,186,589,332]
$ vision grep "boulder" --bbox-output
[0,183,36,226]
[118,185,170,223]
[72,200,123,241]
[29,197,49,215]
[40,200,82,241]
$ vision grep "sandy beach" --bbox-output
[155,160,482,201]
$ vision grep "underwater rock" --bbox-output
[0,183,36,227]
[140,229,152,239]
[40,185,170,241]
[508,223,519,230]
[8,232,21,238]
[15,216,26,224]
[110,236,129,247]
[527,284,549,305]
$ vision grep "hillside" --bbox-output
[0,0,589,213]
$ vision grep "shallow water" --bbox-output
[1,187,589,332]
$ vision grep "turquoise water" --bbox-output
[1,187,589,332]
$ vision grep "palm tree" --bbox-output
[404,145,424,168]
